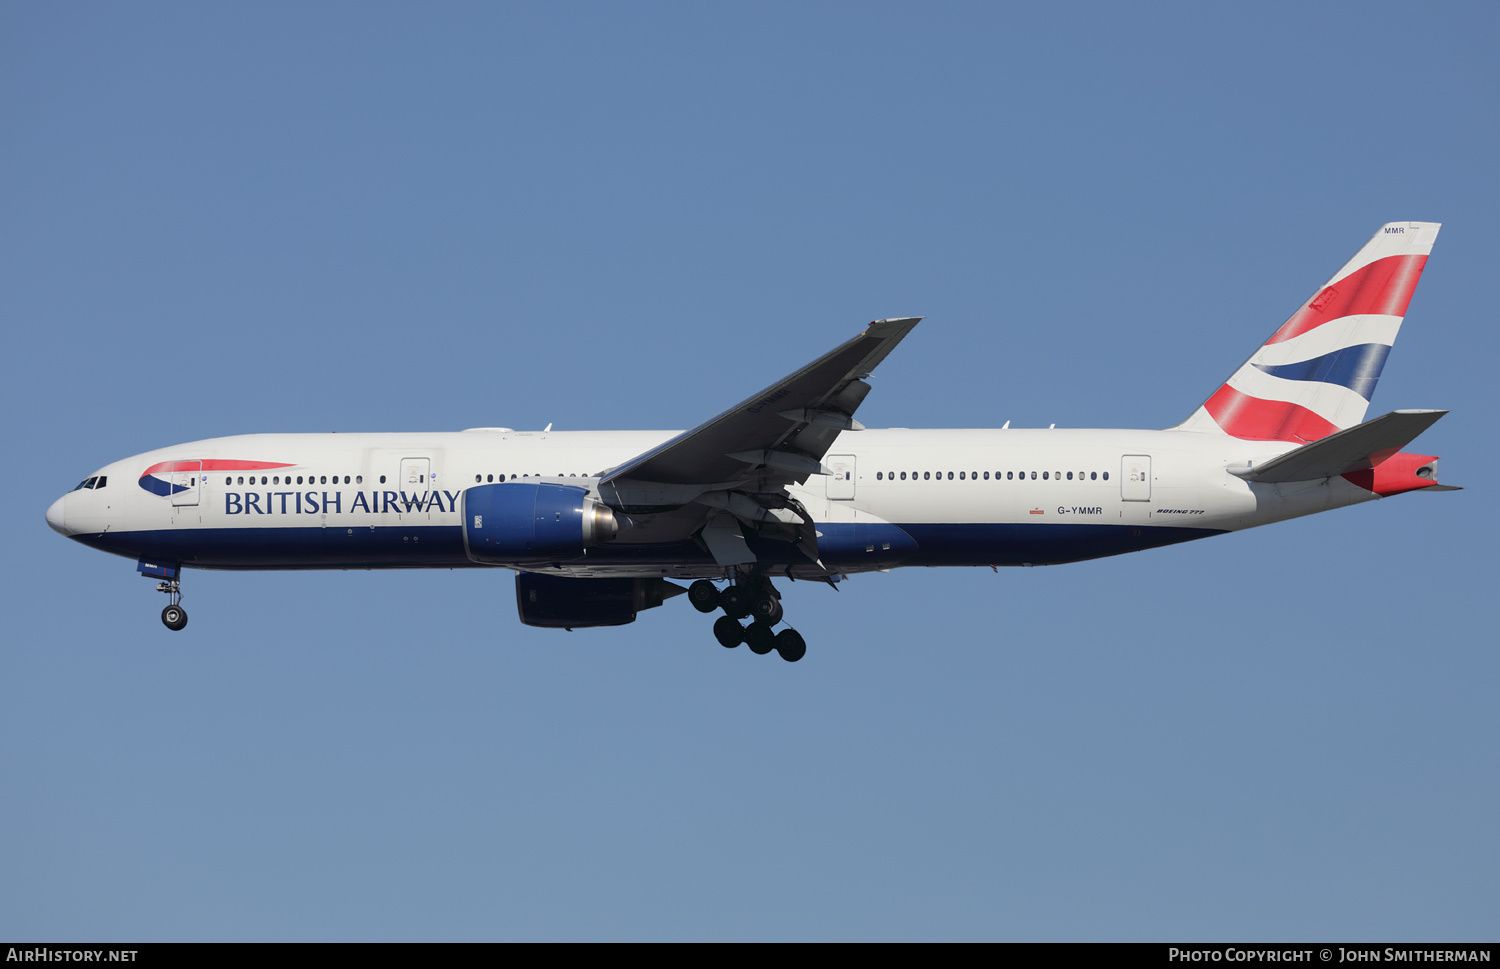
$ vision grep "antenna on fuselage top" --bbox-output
[543,423,553,432]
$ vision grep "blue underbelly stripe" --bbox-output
[71,521,1224,571]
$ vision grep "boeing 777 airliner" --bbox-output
[46,223,1455,661]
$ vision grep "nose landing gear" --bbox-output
[689,575,805,662]
[157,579,187,631]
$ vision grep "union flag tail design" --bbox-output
[1176,222,1440,442]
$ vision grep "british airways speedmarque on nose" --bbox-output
[47,223,1457,662]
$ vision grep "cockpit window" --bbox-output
[72,476,106,491]
[93,476,107,489]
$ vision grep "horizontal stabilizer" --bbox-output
[1229,409,1448,483]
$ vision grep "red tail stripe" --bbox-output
[1203,385,1340,443]
[1267,254,1428,345]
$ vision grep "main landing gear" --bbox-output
[689,576,807,663]
[157,578,187,631]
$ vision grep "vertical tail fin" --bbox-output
[1175,222,1439,442]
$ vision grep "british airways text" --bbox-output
[224,490,461,515]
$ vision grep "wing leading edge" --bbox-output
[600,317,920,492]
[597,317,921,568]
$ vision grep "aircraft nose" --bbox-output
[46,496,71,536]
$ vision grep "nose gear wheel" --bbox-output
[155,578,187,631]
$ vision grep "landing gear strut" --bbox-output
[696,573,805,662]
[157,579,187,631]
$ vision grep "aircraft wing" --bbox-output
[600,317,921,490]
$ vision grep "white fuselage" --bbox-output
[48,426,1377,578]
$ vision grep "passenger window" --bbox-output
[356,475,363,484]
[380,475,386,484]
[237,476,244,485]
[1067,472,1073,480]
[1030,472,1037,480]
[946,472,953,480]
[225,477,232,486]
[983,472,990,480]
[1091,472,1097,480]
[959,472,965,480]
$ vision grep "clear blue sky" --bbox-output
[4,2,1496,941]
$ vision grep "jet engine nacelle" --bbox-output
[515,573,685,628]
[462,482,618,564]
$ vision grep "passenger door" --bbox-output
[826,454,856,500]
[171,460,201,507]
[1121,454,1152,501]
